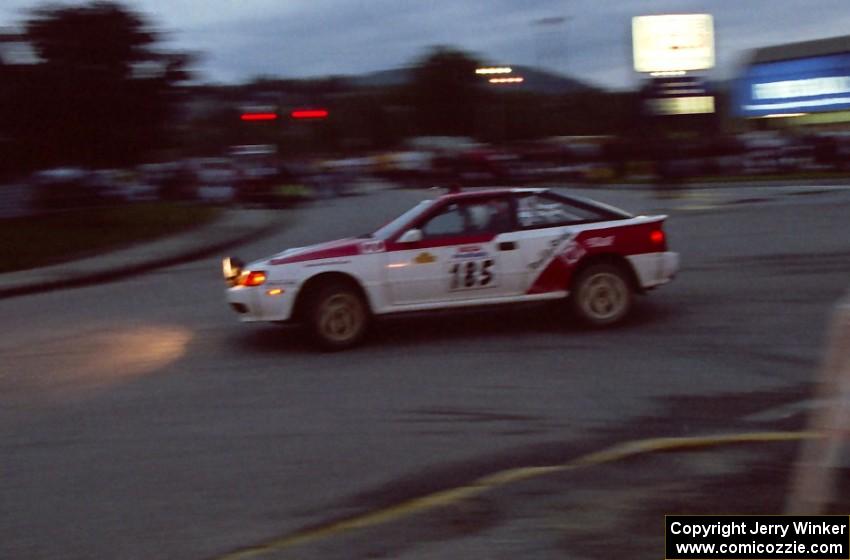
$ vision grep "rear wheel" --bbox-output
[307,282,369,350]
[570,263,633,327]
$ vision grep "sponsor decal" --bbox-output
[585,235,615,248]
[414,252,437,264]
[560,241,587,265]
[360,240,386,254]
[451,245,488,260]
[529,232,574,270]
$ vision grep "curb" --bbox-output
[212,430,818,560]
[788,291,850,514]
[0,209,283,300]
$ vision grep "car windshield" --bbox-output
[372,199,434,239]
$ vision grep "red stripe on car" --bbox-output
[270,239,361,265]
[527,256,573,294]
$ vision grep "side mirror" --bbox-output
[397,229,423,244]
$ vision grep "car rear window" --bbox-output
[516,193,629,228]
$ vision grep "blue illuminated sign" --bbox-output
[735,52,850,117]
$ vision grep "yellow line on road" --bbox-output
[214,430,820,559]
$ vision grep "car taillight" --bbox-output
[650,228,666,251]
[240,270,267,287]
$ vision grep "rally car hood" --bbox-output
[266,237,363,266]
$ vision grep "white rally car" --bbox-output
[224,187,679,349]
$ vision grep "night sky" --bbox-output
[3,0,850,89]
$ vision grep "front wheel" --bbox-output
[570,264,633,327]
[307,283,369,350]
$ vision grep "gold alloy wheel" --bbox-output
[317,292,365,343]
[578,271,628,321]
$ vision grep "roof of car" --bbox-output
[438,187,546,201]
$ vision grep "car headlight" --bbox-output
[239,270,267,287]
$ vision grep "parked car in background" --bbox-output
[190,157,237,203]
[31,167,100,210]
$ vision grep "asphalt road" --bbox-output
[1,186,849,559]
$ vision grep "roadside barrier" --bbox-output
[787,290,850,514]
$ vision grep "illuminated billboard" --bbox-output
[642,76,715,115]
[647,96,715,115]
[735,52,850,117]
[632,14,715,73]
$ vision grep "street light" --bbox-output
[240,112,278,121]
[489,77,524,84]
[475,66,513,75]
[475,65,524,85]
[290,109,329,120]
[240,104,279,122]
[475,65,524,145]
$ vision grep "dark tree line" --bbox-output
[181,46,645,157]
[0,1,192,177]
[0,5,665,175]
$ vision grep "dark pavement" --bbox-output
[1,185,849,559]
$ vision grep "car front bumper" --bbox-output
[226,284,295,322]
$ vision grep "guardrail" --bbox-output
[787,290,850,514]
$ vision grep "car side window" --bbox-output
[516,194,606,228]
[483,198,514,233]
[421,203,465,238]
[420,198,514,239]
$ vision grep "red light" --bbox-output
[650,229,665,245]
[241,113,278,121]
[291,109,329,119]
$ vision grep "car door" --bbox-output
[385,196,527,306]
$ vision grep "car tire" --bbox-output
[570,263,633,327]
[307,282,369,350]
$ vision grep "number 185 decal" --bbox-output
[449,258,496,290]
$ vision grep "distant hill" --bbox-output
[349,64,597,94]
[348,68,414,88]
[182,64,602,120]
